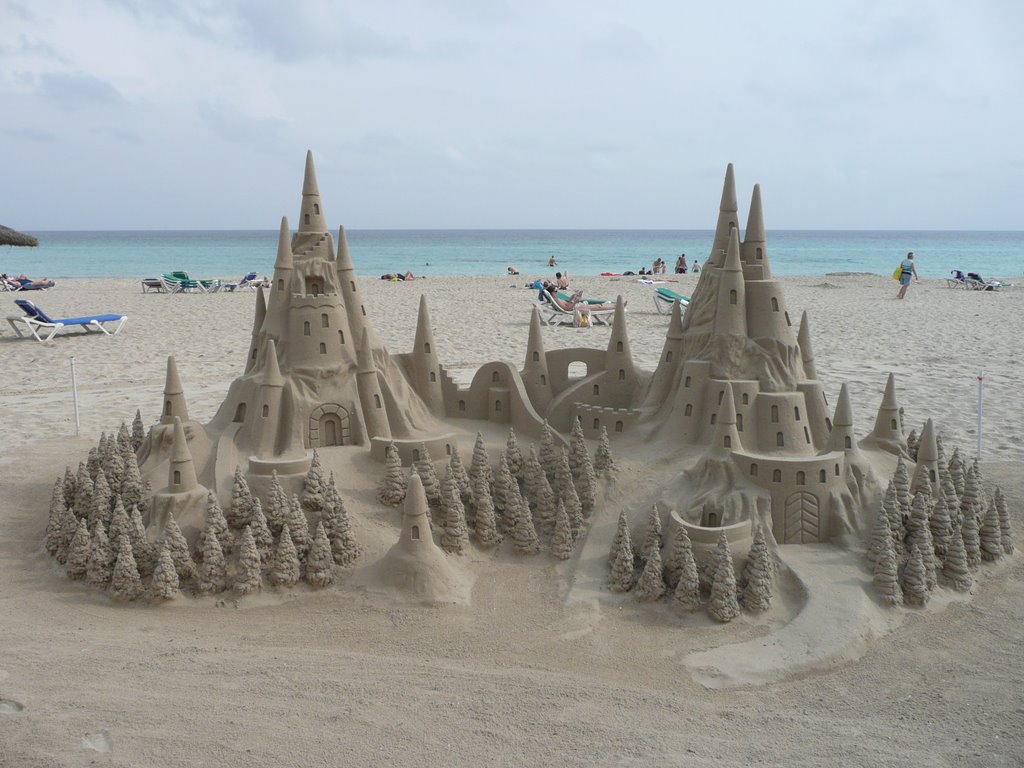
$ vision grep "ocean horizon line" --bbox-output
[19,227,1024,234]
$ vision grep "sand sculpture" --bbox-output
[39,154,1015,628]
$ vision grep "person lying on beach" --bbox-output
[507,266,520,275]
[380,272,416,281]
[3,273,55,289]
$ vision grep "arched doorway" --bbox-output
[783,491,820,543]
[308,404,351,447]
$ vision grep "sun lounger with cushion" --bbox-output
[7,298,127,342]
[653,286,691,314]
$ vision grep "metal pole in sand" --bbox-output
[70,356,81,436]
[976,370,984,461]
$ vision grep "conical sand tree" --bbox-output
[265,471,288,535]
[942,522,973,592]
[521,445,543,511]
[867,506,893,566]
[110,537,142,601]
[163,516,196,581]
[593,426,616,477]
[672,534,702,613]
[940,469,960,526]
[524,447,557,534]
[893,457,912,523]
[995,487,1014,555]
[301,449,328,512]
[86,522,114,588]
[641,505,663,561]
[948,447,966,498]
[65,518,92,580]
[91,468,112,527]
[555,450,583,540]
[608,510,629,565]
[607,513,635,592]
[150,542,180,602]
[971,456,984,489]
[415,444,441,508]
[929,491,952,556]
[664,522,693,589]
[449,445,473,508]
[56,506,81,565]
[902,541,929,607]
[305,522,335,588]
[907,493,937,589]
[227,465,256,529]
[86,446,102,483]
[469,433,493,497]
[508,485,540,555]
[377,443,407,507]
[635,544,666,601]
[470,472,502,549]
[505,427,524,480]
[322,475,361,567]
[116,421,131,458]
[492,453,517,532]
[905,428,919,462]
[131,409,146,453]
[45,479,67,556]
[268,526,300,587]
[234,525,263,596]
[198,530,227,595]
[575,458,598,517]
[960,465,981,528]
[62,465,77,509]
[961,501,982,568]
[707,532,740,622]
[550,500,575,560]
[285,494,310,560]
[979,498,1002,562]
[199,491,234,557]
[103,451,125,504]
[120,450,144,515]
[73,469,94,524]
[440,468,470,555]
[567,417,588,480]
[539,421,560,487]
[881,481,903,552]
[249,498,274,561]
[740,528,773,613]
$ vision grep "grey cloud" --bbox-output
[35,72,123,110]
[0,125,58,143]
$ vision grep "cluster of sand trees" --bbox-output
[870,442,1014,607]
[607,506,774,622]
[44,422,360,603]
[378,420,615,559]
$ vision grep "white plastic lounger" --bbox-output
[7,299,127,342]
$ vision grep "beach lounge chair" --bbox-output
[965,272,1011,291]
[2,274,52,292]
[224,272,258,291]
[653,286,691,314]
[533,290,616,326]
[946,270,969,289]
[141,277,166,293]
[7,298,127,342]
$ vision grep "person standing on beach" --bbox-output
[896,251,919,299]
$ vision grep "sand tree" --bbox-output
[575,459,598,518]
[91,468,112,527]
[470,472,502,549]
[608,510,629,565]
[523,447,556,535]
[539,421,560,487]
[607,513,635,593]
[65,518,92,580]
[929,490,952,556]
[127,504,157,577]
[902,541,929,607]
[707,532,740,623]
[199,490,234,556]
[940,469,960,527]
[103,450,125,503]
[961,500,982,568]
[905,428,919,462]
[163,516,197,581]
[198,530,228,595]
[635,543,666,601]
[268,526,300,587]
[880,481,903,552]
[942,522,973,592]
[131,409,146,453]
[62,465,77,509]
[492,453,517,532]
[593,426,616,477]
[86,445,102,483]
[322,474,360,567]
[567,417,588,479]
[521,446,543,510]
[116,421,132,457]
[508,485,540,555]
[56,505,82,565]
[449,445,473,509]
[150,542,180,602]
[73,467,94,523]
[234,525,263,596]
[86,522,114,588]
[671,534,702,613]
[305,522,335,588]
[45,479,67,556]
[971,456,984,489]
[741,528,773,613]
[641,505,663,562]
[995,487,1014,555]
[120,450,144,515]
[110,537,143,601]
[948,447,966,498]
[980,498,1003,562]
[892,457,912,523]
[867,506,893,566]
[265,471,289,535]
[377,443,407,508]
[301,449,328,512]
[285,495,310,560]
[249,498,274,561]
[440,468,470,555]
[549,500,575,560]
[555,450,583,541]
[960,465,980,527]
[907,493,937,589]
[415,443,442,508]
[505,427,524,481]
[664,522,692,589]
[227,465,256,529]
[469,433,493,496]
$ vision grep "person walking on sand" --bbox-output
[896,251,919,299]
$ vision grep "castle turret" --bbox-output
[711,382,741,454]
[356,328,392,441]
[411,294,445,414]
[713,228,747,337]
[797,311,816,380]
[643,298,686,411]
[399,472,435,551]
[245,287,268,373]
[160,356,190,425]
[251,338,286,458]
[336,225,379,353]
[521,307,553,413]
[167,416,198,493]
[911,417,939,494]
[708,163,739,267]
[863,373,907,456]
[263,216,294,342]
[298,150,327,235]
[740,183,772,279]
[827,383,860,455]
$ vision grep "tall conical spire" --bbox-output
[273,215,293,271]
[356,327,391,441]
[740,183,772,278]
[866,372,907,455]
[797,311,816,380]
[605,296,634,366]
[336,225,378,352]
[245,286,268,373]
[167,416,198,492]
[298,150,327,234]
[399,471,438,552]
[711,382,741,454]
[713,228,747,337]
[411,294,445,414]
[522,307,552,413]
[160,356,189,424]
[709,163,739,267]
[911,417,939,493]
[667,296,684,339]
[828,383,859,453]
[259,338,285,388]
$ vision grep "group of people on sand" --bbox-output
[380,271,416,281]
[675,254,699,274]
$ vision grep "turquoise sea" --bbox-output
[3,230,1022,281]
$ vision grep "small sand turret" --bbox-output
[251,338,286,458]
[827,383,861,456]
[862,373,907,456]
[356,328,391,441]
[160,356,189,425]
[244,287,268,373]
[263,217,294,341]
[410,295,445,415]
[602,297,638,401]
[740,183,772,280]
[911,418,939,494]
[148,416,210,546]
[797,311,816,380]
[712,382,741,454]
[713,229,747,337]
[522,307,553,413]
[167,417,198,492]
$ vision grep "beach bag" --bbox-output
[573,309,590,328]
[892,265,903,280]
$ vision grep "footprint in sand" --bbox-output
[0,698,25,714]
[82,730,113,752]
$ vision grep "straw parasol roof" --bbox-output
[0,225,39,247]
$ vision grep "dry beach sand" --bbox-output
[1,273,1022,766]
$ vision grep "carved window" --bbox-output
[593,418,600,429]
[710,414,717,425]
[684,376,691,388]
[492,371,500,383]
[773,469,782,482]
[429,372,436,382]
[723,435,731,449]
[618,369,625,381]
[313,203,320,215]
[495,400,502,412]
[615,421,623,433]
[742,393,749,405]
[374,394,381,408]
[776,432,784,447]
[593,385,600,396]
[805,426,811,443]
[321,314,329,328]
[616,341,623,352]
[737,414,743,431]
[303,321,311,336]
[666,351,673,362]
[339,331,345,345]
[750,463,758,477]
[794,406,801,421]
[729,289,737,305]
[819,469,826,482]
[684,404,692,416]
[771,297,779,312]
[319,342,327,354]
[718,390,724,405]
[424,343,431,354]
[411,525,420,540]
[845,436,851,449]
[304,214,310,225]
[458,400,465,412]
[262,404,269,417]
[533,351,539,362]
[796,471,805,486]
[540,375,546,384]
[173,470,181,484]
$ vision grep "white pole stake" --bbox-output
[70,356,81,436]
[976,370,984,461]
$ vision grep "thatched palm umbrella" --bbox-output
[0,225,39,247]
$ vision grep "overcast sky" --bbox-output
[2,1,1022,230]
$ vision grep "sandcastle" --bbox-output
[39,152,1014,623]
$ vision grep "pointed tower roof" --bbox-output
[525,306,547,366]
[867,372,907,454]
[708,163,739,267]
[298,150,327,234]
[273,216,293,271]
[168,416,198,492]
[254,285,267,330]
[160,355,189,424]
[723,227,743,273]
[744,184,765,244]
[828,383,861,454]
[605,296,633,362]
[740,183,772,279]
[259,338,285,387]
[336,224,354,272]
[797,311,816,380]
[833,383,854,427]
[711,382,741,454]
[414,293,437,355]
[357,327,374,372]
[911,418,940,493]
[667,298,684,339]
[917,418,938,463]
